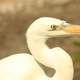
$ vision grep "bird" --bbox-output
[0,17,80,80]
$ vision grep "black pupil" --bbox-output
[51,25,56,30]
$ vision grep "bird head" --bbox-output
[27,17,80,38]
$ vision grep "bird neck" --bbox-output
[27,34,49,62]
[27,33,74,80]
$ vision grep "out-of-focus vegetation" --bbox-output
[73,52,80,63]
[0,0,80,80]
[72,51,80,80]
[73,41,80,47]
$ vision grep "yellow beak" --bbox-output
[64,25,80,33]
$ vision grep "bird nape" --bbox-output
[0,17,80,80]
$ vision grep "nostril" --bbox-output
[37,60,55,77]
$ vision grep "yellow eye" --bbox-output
[50,25,57,31]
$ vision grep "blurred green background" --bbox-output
[0,0,80,80]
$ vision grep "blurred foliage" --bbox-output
[73,52,80,63]
[72,41,80,47]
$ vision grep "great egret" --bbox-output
[0,17,80,80]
